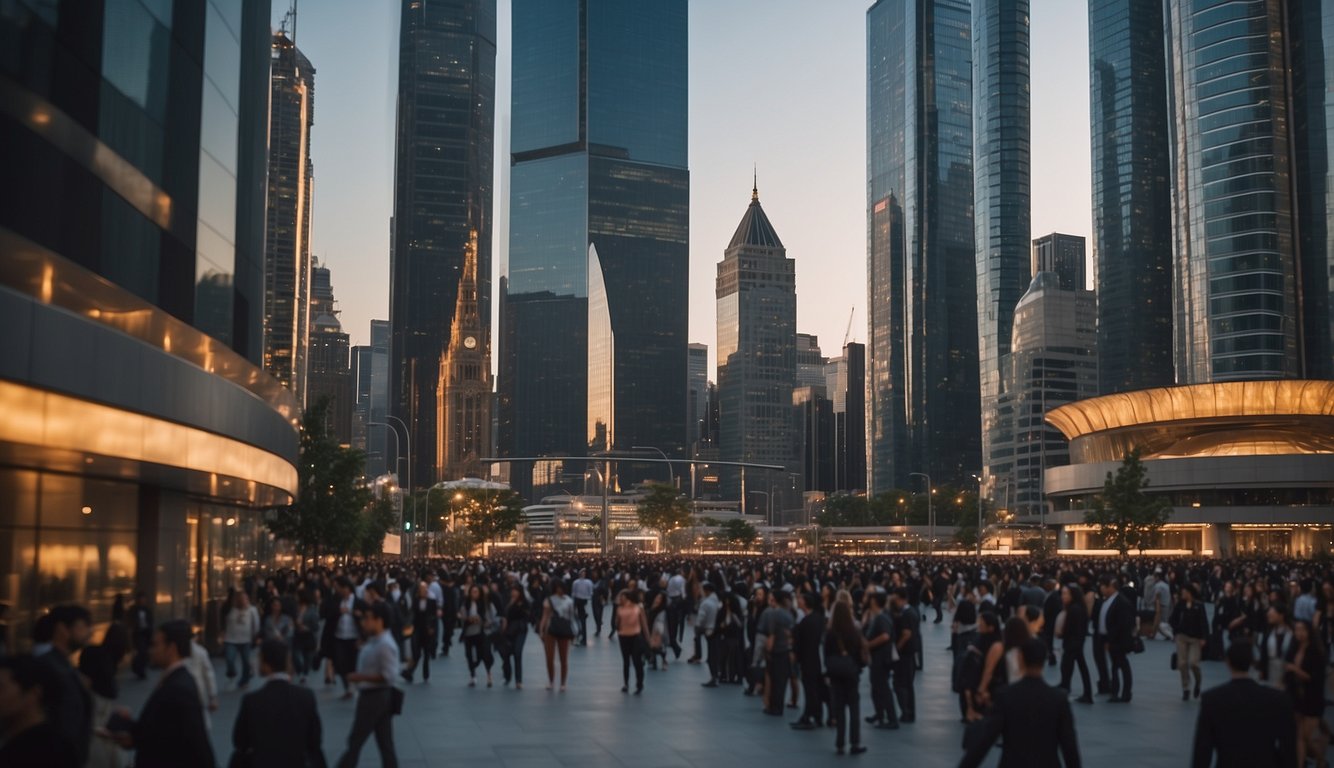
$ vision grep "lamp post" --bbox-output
[385,415,414,555]
[971,473,984,557]
[909,472,932,554]
[369,422,406,556]
[631,446,674,490]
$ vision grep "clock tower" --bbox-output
[437,229,491,481]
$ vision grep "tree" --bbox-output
[268,397,372,560]
[818,494,872,526]
[636,483,692,540]
[1083,449,1172,555]
[454,488,526,549]
[356,495,399,558]
[718,518,758,550]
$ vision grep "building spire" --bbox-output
[752,164,758,202]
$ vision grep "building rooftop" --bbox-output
[727,183,784,250]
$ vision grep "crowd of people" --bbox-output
[0,554,1329,766]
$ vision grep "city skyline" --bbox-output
[275,0,1092,376]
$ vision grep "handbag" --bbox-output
[547,598,575,638]
[390,686,405,716]
[1133,636,1146,654]
[1170,651,1178,671]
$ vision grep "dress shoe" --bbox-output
[874,722,899,730]
[1193,680,1201,699]
[849,746,867,756]
[701,680,718,688]
[790,720,816,730]
[900,716,915,724]
[1075,695,1094,704]
[1182,690,1189,701]
[1108,695,1131,703]
[864,716,881,725]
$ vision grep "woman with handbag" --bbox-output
[540,580,576,691]
[615,589,651,694]
[459,584,496,688]
[647,591,670,670]
[500,584,529,688]
[823,600,868,756]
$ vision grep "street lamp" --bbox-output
[909,472,932,554]
[631,445,674,490]
[385,415,415,554]
[369,421,407,555]
[971,473,984,557]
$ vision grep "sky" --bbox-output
[281,0,1092,376]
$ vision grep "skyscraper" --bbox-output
[796,334,827,388]
[500,1,689,497]
[390,0,496,488]
[994,273,1098,518]
[1165,0,1332,382]
[263,28,314,403]
[687,343,709,451]
[717,184,795,507]
[867,0,980,493]
[353,320,392,478]
[824,342,867,493]
[974,0,1031,498]
[307,259,352,444]
[1088,0,1175,394]
[437,230,491,480]
[1031,233,1087,292]
[0,0,297,643]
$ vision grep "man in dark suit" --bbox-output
[232,639,325,768]
[105,620,215,768]
[959,638,1081,768]
[1097,575,1136,702]
[890,586,921,723]
[1191,639,1295,768]
[37,604,92,766]
[790,592,827,729]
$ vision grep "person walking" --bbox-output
[1191,639,1295,768]
[1057,584,1093,703]
[615,590,650,694]
[824,600,868,756]
[222,591,261,689]
[791,591,827,730]
[696,583,722,687]
[889,586,920,723]
[540,580,576,691]
[103,620,215,768]
[261,596,294,646]
[184,635,219,732]
[329,578,366,698]
[403,582,438,684]
[231,639,326,768]
[1097,575,1135,703]
[499,584,529,688]
[335,602,400,768]
[1284,619,1328,768]
[862,591,898,729]
[758,589,795,716]
[127,592,153,681]
[460,584,497,688]
[294,589,320,684]
[0,655,80,768]
[646,591,670,671]
[1170,584,1208,701]
[959,638,1082,768]
[78,622,128,768]
[35,604,92,766]
[571,570,593,646]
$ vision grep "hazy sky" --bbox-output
[282,0,1091,375]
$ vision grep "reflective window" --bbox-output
[203,2,240,111]
[511,0,580,153]
[102,0,171,122]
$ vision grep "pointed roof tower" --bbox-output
[728,173,784,250]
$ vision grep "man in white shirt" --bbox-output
[336,602,400,768]
[666,569,687,658]
[697,583,722,686]
[571,571,594,645]
[184,638,218,731]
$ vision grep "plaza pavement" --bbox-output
[118,610,1225,767]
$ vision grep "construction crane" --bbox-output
[842,306,855,347]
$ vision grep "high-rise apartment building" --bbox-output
[390,0,496,488]
[974,0,1031,499]
[994,273,1098,518]
[307,259,352,444]
[796,334,826,389]
[867,0,980,493]
[0,0,297,645]
[687,343,709,451]
[352,320,391,478]
[1165,0,1334,382]
[824,342,868,493]
[263,29,314,403]
[1088,0,1175,394]
[500,0,689,497]
[1032,233,1087,292]
[717,185,795,507]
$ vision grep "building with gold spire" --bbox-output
[438,230,492,481]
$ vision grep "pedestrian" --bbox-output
[500,584,528,688]
[231,639,326,768]
[35,604,92,765]
[1257,603,1293,689]
[791,591,827,730]
[335,601,401,768]
[1096,575,1135,702]
[222,591,261,689]
[959,638,1082,768]
[294,588,320,684]
[0,655,79,768]
[1057,584,1093,703]
[1191,638,1295,768]
[128,592,153,680]
[185,633,219,732]
[404,581,438,684]
[540,580,576,691]
[460,584,497,687]
[823,600,868,756]
[862,591,898,729]
[889,586,920,723]
[571,569,593,645]
[615,589,650,694]
[758,589,795,716]
[1283,619,1328,768]
[1170,584,1208,701]
[330,577,366,698]
[646,591,670,670]
[102,620,216,768]
[696,582,722,687]
[79,622,128,768]
[963,611,1004,722]
[261,595,294,646]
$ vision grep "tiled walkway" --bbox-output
[119,611,1229,767]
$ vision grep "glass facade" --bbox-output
[974,0,1031,499]
[390,0,496,487]
[1088,0,1176,394]
[1031,232,1086,293]
[867,0,980,494]
[501,0,689,499]
[1166,0,1301,381]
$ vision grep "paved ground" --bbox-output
[118,610,1232,767]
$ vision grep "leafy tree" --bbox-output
[268,397,372,560]
[356,495,399,558]
[718,518,758,550]
[454,488,526,548]
[954,525,979,550]
[1083,449,1172,555]
[818,494,872,526]
[636,483,692,539]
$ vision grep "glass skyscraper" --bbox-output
[974,0,1031,499]
[1,0,297,645]
[500,0,689,497]
[867,0,980,493]
[389,0,496,487]
[1164,0,1334,381]
[1089,0,1176,394]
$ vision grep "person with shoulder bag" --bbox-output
[614,590,651,694]
[823,601,868,756]
[540,581,576,691]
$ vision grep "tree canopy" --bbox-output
[1083,449,1172,555]
[636,483,692,539]
[449,487,526,547]
[718,518,758,550]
